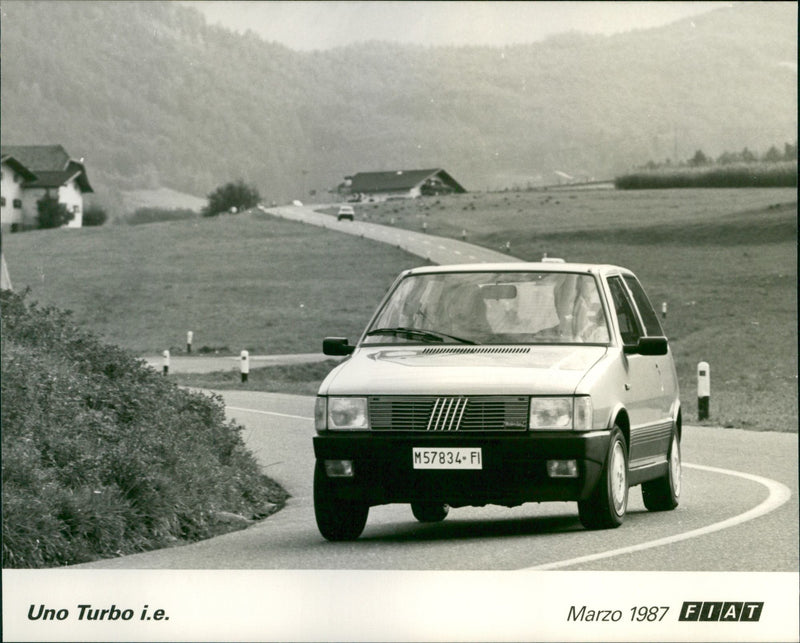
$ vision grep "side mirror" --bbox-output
[623,336,668,356]
[323,337,355,356]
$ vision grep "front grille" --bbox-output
[368,395,529,432]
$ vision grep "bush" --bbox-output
[36,194,74,229]
[82,204,108,227]
[203,180,261,217]
[615,161,798,189]
[1,290,287,567]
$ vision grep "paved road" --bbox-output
[140,352,336,374]
[258,203,522,265]
[76,391,797,571]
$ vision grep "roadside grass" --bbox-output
[4,190,797,432]
[3,211,425,355]
[1,290,288,568]
[329,188,798,431]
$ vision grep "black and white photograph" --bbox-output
[1,1,797,641]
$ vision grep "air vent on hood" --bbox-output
[420,346,531,355]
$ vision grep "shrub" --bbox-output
[615,161,798,189]
[1,290,287,567]
[82,204,108,227]
[36,194,74,229]
[203,180,261,217]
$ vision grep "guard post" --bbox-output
[162,350,170,376]
[186,330,193,353]
[697,361,710,420]
[661,302,668,320]
[240,350,250,383]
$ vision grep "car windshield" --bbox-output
[363,271,611,345]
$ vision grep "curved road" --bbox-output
[76,390,797,571]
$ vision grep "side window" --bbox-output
[623,275,664,336]
[607,276,641,345]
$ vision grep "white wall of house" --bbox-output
[58,178,84,228]
[0,161,26,228]
[21,179,84,229]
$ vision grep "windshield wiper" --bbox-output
[364,327,475,344]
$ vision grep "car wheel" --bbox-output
[641,426,681,511]
[313,462,369,541]
[578,427,628,530]
[411,502,450,523]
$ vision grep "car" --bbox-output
[337,205,355,221]
[313,262,681,541]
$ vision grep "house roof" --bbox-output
[1,145,93,192]
[0,154,38,181]
[1,145,71,172]
[349,169,466,194]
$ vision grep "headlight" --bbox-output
[529,397,592,431]
[327,397,368,430]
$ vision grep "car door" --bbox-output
[606,275,668,467]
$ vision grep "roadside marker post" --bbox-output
[697,361,710,420]
[240,350,250,383]
[162,350,170,376]
[662,302,668,320]
[187,330,193,354]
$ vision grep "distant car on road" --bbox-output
[337,205,355,221]
[292,200,303,207]
[313,262,681,540]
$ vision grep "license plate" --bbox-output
[412,447,482,470]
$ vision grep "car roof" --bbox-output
[404,262,634,277]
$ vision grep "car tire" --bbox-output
[313,462,369,541]
[578,427,628,530]
[411,502,450,523]
[641,426,681,511]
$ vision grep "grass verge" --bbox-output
[1,290,288,568]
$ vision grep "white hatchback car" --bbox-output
[337,205,355,221]
[313,263,681,540]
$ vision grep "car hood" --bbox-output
[319,345,608,396]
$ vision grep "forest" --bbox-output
[1,1,796,208]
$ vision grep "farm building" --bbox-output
[0,145,93,230]
[342,169,466,202]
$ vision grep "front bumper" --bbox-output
[313,430,612,507]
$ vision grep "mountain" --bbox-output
[1,1,796,208]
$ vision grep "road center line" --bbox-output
[227,405,313,422]
[524,462,792,570]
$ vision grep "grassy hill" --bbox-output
[4,188,796,432]
[1,1,796,207]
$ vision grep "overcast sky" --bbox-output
[189,1,727,50]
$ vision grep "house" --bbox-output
[0,154,38,231]
[0,145,93,229]
[342,169,466,202]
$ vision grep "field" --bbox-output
[3,187,797,431]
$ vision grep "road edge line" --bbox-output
[523,462,792,570]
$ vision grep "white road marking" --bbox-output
[525,463,792,570]
[227,406,313,422]
[225,402,792,567]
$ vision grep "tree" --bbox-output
[203,180,261,217]
[688,149,709,167]
[36,194,74,229]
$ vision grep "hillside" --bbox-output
[1,1,796,208]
